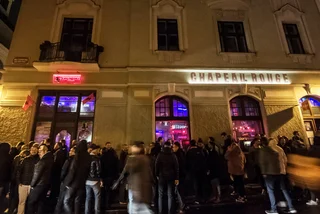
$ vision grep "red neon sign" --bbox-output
[53,74,82,84]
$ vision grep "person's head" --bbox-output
[38,145,49,159]
[17,142,25,150]
[21,149,30,158]
[20,145,29,152]
[122,144,129,151]
[60,140,66,147]
[190,139,197,147]
[30,145,39,156]
[208,137,215,143]
[254,134,261,139]
[293,131,300,137]
[157,137,163,143]
[105,142,112,150]
[279,136,288,146]
[90,144,100,155]
[28,141,35,149]
[149,142,155,148]
[268,138,278,147]
[69,146,76,156]
[221,132,227,139]
[131,141,145,155]
[164,141,171,148]
[0,142,11,155]
[54,142,62,151]
[71,140,77,147]
[45,138,51,145]
[173,142,180,153]
[252,139,261,148]
[260,137,269,147]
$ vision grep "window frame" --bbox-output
[157,19,180,51]
[283,23,305,54]
[155,96,189,121]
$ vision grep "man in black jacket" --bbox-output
[100,142,119,209]
[26,144,54,214]
[173,142,186,212]
[155,141,179,214]
[17,144,39,214]
[0,143,12,213]
[119,144,129,204]
[85,144,102,214]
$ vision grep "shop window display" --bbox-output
[155,96,190,148]
[39,96,56,117]
[58,96,79,112]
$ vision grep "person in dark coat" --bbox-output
[207,139,222,203]
[221,133,232,155]
[155,141,179,214]
[63,140,91,214]
[186,139,207,204]
[51,141,68,202]
[0,143,12,213]
[54,146,76,214]
[26,144,54,214]
[17,145,39,214]
[119,144,129,204]
[112,142,153,214]
[151,137,163,158]
[100,142,119,209]
[173,142,186,211]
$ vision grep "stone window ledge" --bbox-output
[287,54,314,64]
[218,52,256,63]
[154,50,184,62]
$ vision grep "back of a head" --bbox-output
[190,139,197,147]
[0,142,11,154]
[174,142,180,148]
[164,141,171,147]
[260,137,269,147]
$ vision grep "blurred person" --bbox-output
[16,142,25,153]
[207,139,222,203]
[85,144,102,214]
[71,140,77,148]
[10,147,20,160]
[119,144,129,204]
[54,147,76,214]
[259,137,296,214]
[112,142,153,214]
[152,137,163,158]
[0,143,12,213]
[198,138,208,157]
[44,138,53,152]
[26,144,54,214]
[51,141,68,202]
[17,145,39,214]
[27,141,36,150]
[250,134,261,147]
[278,136,291,154]
[221,132,232,155]
[100,142,119,209]
[225,139,246,203]
[291,131,306,153]
[63,140,91,214]
[186,139,207,204]
[173,142,186,212]
[155,141,179,214]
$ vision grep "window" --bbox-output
[157,19,179,51]
[230,96,264,141]
[283,24,305,54]
[155,96,190,149]
[32,91,96,147]
[218,21,248,52]
[0,0,9,10]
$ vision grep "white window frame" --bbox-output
[274,4,315,64]
[150,0,188,62]
[50,0,102,44]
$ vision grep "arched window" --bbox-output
[299,96,320,137]
[230,96,264,141]
[155,96,190,147]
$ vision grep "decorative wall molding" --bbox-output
[0,44,9,68]
[287,54,314,64]
[0,87,34,107]
[269,0,301,11]
[150,0,188,62]
[202,0,251,10]
[220,52,256,63]
[51,0,102,43]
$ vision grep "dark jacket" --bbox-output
[222,137,232,155]
[151,142,161,157]
[100,148,119,179]
[207,149,221,179]
[119,150,128,172]
[19,155,39,185]
[11,154,24,183]
[64,152,91,188]
[87,154,101,181]
[30,152,54,187]
[0,143,12,185]
[52,148,68,179]
[155,147,179,181]
[258,146,281,175]
[174,149,186,180]
[119,155,153,204]
[186,147,206,173]
[60,156,74,182]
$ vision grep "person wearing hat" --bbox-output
[85,144,102,214]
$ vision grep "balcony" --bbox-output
[33,41,104,72]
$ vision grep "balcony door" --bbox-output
[60,18,93,62]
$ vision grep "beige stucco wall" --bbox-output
[0,106,32,145]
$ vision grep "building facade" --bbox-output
[1,0,320,149]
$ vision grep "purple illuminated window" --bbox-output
[155,98,170,117]
[80,96,95,117]
[173,99,188,117]
[299,97,320,107]
[39,96,56,116]
[58,96,79,112]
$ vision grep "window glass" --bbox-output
[39,96,56,117]
[283,24,305,54]
[58,96,78,112]
[157,19,179,51]
[173,99,188,117]
[155,120,189,143]
[78,121,93,143]
[80,96,95,117]
[34,122,52,143]
[155,98,171,117]
[232,120,263,141]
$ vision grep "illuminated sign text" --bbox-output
[53,74,82,84]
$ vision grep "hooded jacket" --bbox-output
[225,143,246,176]
[155,147,179,181]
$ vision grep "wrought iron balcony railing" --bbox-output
[39,41,104,63]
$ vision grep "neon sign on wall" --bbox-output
[53,74,82,84]
[189,72,291,85]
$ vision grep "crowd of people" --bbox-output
[0,130,319,214]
